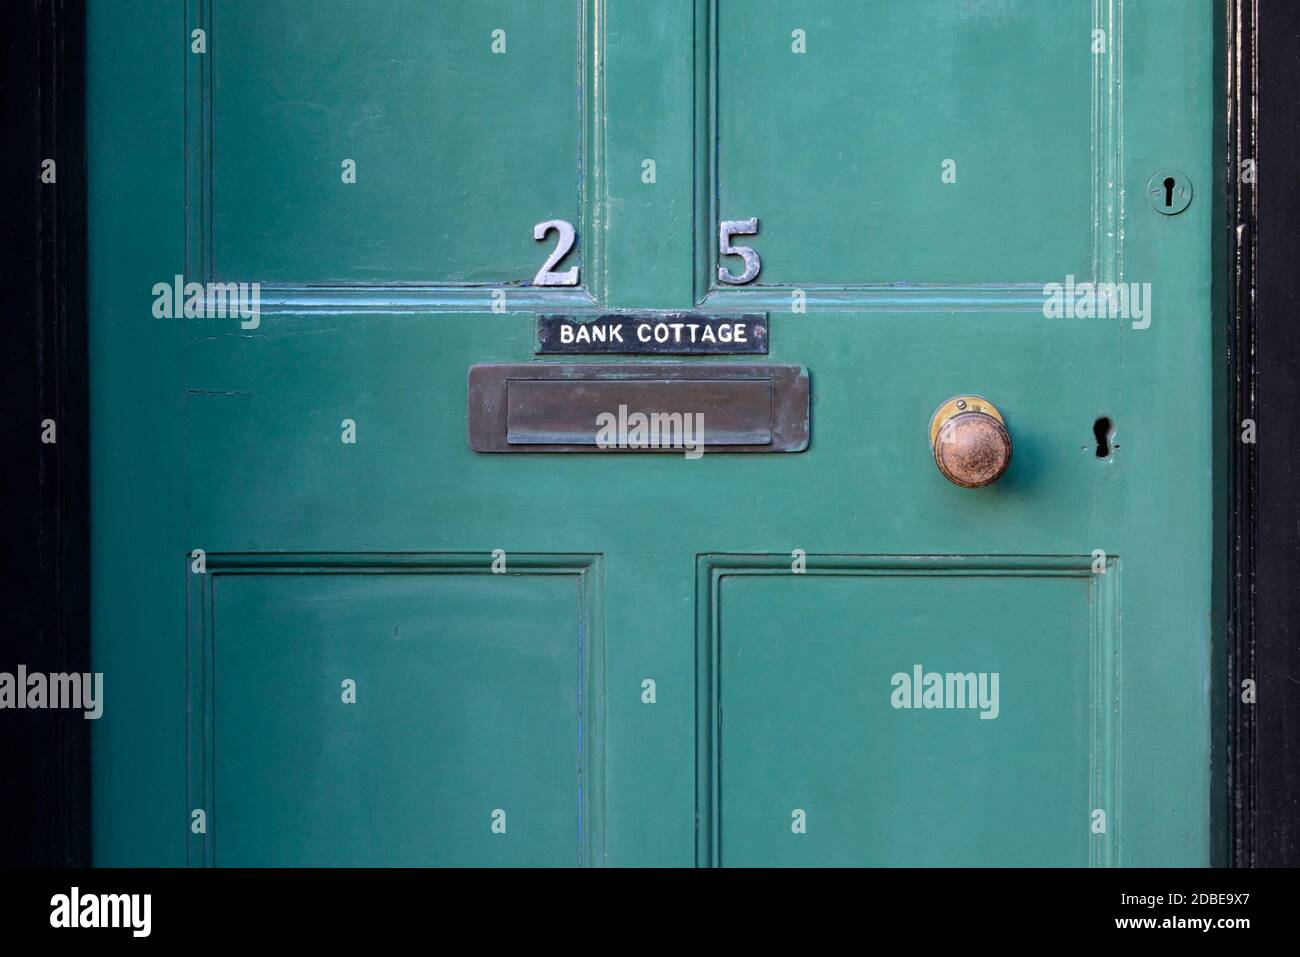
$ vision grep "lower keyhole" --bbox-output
[1163,177,1176,207]
[1094,417,1114,458]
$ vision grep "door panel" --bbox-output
[193,558,599,866]
[701,559,1112,867]
[88,0,1219,866]
[212,0,582,283]
[717,0,1096,283]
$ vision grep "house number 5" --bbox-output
[718,217,761,285]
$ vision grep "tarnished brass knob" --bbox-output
[929,396,1012,488]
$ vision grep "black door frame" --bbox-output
[1,0,91,867]
[1228,0,1300,868]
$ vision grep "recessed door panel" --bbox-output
[190,556,602,866]
[715,0,1096,284]
[211,0,581,283]
[700,558,1115,867]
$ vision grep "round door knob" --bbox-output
[929,396,1012,488]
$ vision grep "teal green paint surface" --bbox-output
[718,1,1096,283]
[193,556,601,866]
[699,557,1113,867]
[89,0,1219,866]
[214,0,580,283]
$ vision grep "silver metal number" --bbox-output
[533,219,579,286]
[717,217,761,285]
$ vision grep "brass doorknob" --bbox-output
[929,396,1012,488]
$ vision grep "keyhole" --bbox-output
[1094,417,1114,458]
[1163,177,1176,207]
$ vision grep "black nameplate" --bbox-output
[536,313,767,355]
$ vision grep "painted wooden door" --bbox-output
[88,0,1219,865]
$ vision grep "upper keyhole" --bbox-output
[1163,176,1176,207]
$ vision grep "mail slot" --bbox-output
[468,363,809,452]
[507,379,772,445]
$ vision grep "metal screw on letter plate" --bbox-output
[1147,169,1193,215]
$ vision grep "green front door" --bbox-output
[88,0,1219,866]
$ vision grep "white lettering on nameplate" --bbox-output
[537,314,768,355]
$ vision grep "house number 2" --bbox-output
[530,215,762,286]
[533,219,579,286]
